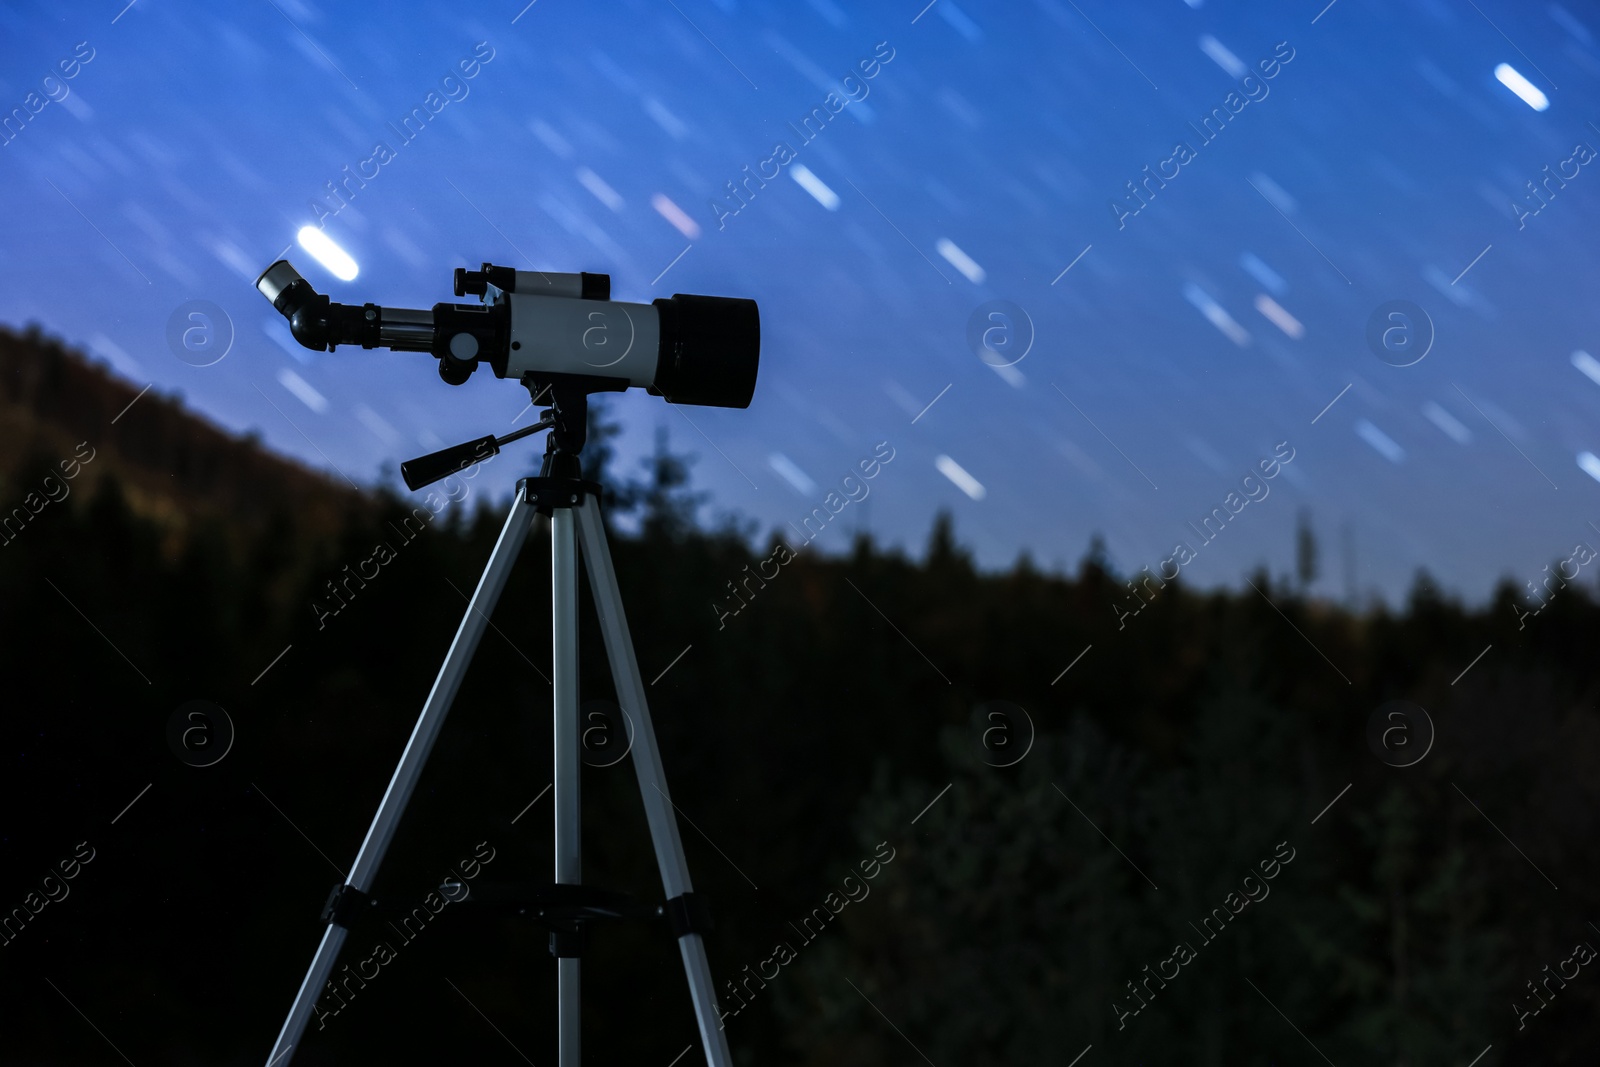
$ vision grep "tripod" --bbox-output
[264,385,733,1067]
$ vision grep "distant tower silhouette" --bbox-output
[1295,508,1318,594]
[1341,521,1358,608]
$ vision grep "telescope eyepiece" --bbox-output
[257,260,338,350]
[255,260,305,309]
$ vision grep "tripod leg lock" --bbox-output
[660,892,713,938]
[320,883,377,928]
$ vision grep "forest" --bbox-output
[1,323,1597,1065]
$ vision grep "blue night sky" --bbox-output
[5,0,1600,605]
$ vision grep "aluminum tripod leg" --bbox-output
[263,488,542,1067]
[573,497,734,1067]
[550,506,582,1067]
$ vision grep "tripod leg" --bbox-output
[264,487,542,1067]
[551,507,582,1067]
[573,498,735,1067]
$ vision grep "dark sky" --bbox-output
[4,0,1600,604]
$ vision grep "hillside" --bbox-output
[0,322,368,552]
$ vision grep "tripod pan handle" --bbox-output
[401,434,499,491]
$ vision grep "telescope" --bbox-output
[256,259,759,489]
[253,259,762,1067]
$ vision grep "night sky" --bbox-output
[5,0,1600,603]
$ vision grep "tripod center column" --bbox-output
[550,501,582,1066]
[551,504,581,884]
